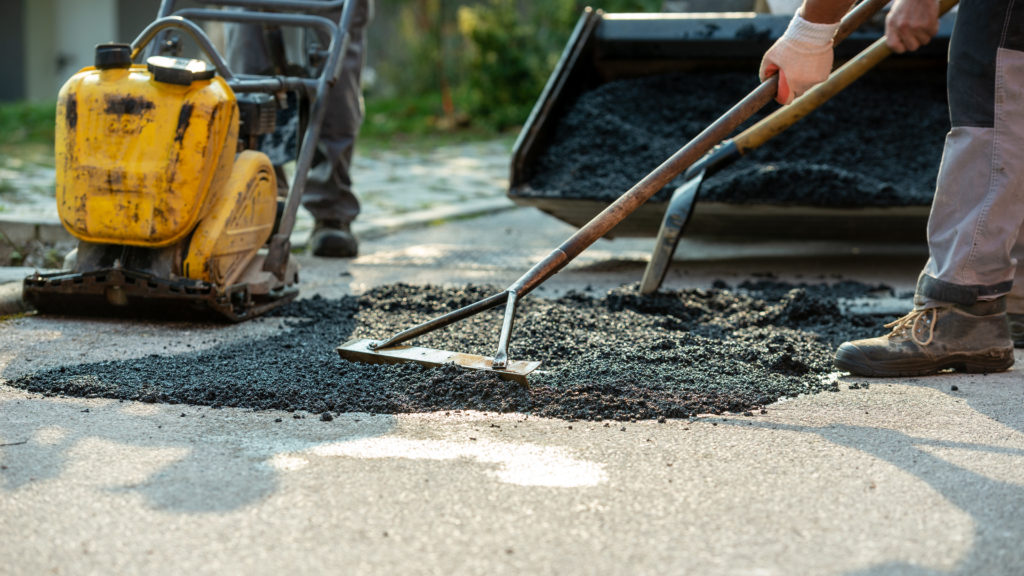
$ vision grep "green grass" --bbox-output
[0,94,512,157]
[0,101,57,169]
[0,101,56,147]
[362,92,450,138]
[359,91,510,151]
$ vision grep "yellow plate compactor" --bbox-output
[24,0,356,321]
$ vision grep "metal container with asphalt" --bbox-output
[509,9,954,241]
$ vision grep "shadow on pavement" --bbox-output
[722,375,1024,576]
[0,393,396,513]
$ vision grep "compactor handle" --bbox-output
[177,0,346,11]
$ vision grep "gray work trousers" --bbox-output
[224,0,373,226]
[917,0,1024,314]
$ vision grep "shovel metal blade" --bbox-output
[337,338,541,385]
[639,170,702,295]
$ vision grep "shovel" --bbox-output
[338,0,950,383]
[640,0,957,294]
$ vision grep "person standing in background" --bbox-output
[226,0,373,258]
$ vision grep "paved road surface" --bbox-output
[3,209,1023,575]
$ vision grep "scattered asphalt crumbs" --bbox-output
[518,69,949,207]
[8,282,897,421]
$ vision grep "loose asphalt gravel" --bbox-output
[520,69,949,206]
[9,280,897,421]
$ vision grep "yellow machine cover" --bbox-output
[55,64,238,247]
[183,150,277,286]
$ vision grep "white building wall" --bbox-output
[24,0,117,100]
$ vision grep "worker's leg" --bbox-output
[917,0,1024,306]
[223,17,270,74]
[224,2,372,257]
[1010,229,1024,311]
[835,0,1022,376]
[224,15,292,187]
[304,0,373,257]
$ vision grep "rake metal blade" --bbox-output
[337,338,541,385]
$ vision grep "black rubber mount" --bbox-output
[95,43,132,70]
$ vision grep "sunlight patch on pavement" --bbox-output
[269,454,310,472]
[0,330,63,374]
[32,426,68,445]
[272,437,607,488]
[0,351,15,375]
[121,403,162,416]
[64,437,191,487]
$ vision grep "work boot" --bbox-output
[310,220,358,258]
[1010,313,1024,349]
[834,299,1015,377]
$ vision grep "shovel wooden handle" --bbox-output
[508,0,896,296]
[735,0,959,153]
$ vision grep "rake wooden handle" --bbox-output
[363,0,899,358]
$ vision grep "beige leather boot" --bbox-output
[835,299,1015,377]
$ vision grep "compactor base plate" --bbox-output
[23,268,297,322]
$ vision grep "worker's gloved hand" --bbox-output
[758,13,840,105]
[886,0,940,53]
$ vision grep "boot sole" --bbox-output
[835,346,1015,378]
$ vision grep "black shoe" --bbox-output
[310,221,358,258]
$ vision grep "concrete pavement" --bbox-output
[3,207,1024,575]
[3,367,1023,575]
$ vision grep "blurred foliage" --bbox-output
[1,2,664,145]
[0,101,56,146]
[372,0,661,133]
[456,0,551,130]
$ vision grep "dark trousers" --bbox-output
[225,0,373,226]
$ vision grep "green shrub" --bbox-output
[456,0,556,130]
[456,0,661,130]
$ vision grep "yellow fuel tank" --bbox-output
[56,57,238,247]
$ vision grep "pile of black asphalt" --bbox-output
[520,69,949,207]
[9,281,897,421]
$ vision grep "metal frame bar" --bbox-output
[160,0,346,13]
[131,17,237,79]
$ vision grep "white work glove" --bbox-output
[758,13,840,105]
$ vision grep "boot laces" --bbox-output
[884,308,937,346]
